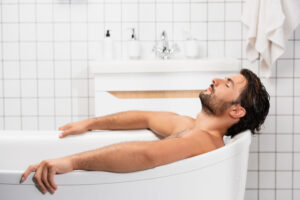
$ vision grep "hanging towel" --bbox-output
[241,0,300,77]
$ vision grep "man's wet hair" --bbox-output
[226,69,270,138]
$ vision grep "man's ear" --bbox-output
[229,105,246,119]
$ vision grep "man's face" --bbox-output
[199,74,247,116]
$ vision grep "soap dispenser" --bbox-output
[127,28,141,59]
[103,30,115,60]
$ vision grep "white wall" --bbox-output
[1,0,300,199]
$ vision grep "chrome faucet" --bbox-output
[152,31,179,59]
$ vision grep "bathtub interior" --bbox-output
[0,129,251,186]
[0,130,159,171]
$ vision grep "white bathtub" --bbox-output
[0,129,251,200]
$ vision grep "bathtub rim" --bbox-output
[0,130,251,185]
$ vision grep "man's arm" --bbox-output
[20,128,206,194]
[59,110,195,138]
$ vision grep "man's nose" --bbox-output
[212,78,224,86]
[212,78,218,86]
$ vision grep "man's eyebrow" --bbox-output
[226,77,235,88]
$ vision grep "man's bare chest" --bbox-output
[166,129,192,139]
[165,128,225,148]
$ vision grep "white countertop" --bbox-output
[90,58,240,74]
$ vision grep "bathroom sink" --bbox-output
[90,58,240,74]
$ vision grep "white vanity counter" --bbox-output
[90,58,240,74]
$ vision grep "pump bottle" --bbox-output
[127,28,141,59]
[103,30,114,60]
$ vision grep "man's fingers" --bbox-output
[48,167,57,191]
[21,164,37,183]
[59,129,74,138]
[42,167,55,194]
[58,124,71,131]
[34,164,48,194]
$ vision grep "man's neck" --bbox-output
[194,111,230,140]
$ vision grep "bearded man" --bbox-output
[21,69,270,194]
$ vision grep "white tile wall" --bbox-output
[4,98,21,116]
[294,135,300,152]
[3,62,19,79]
[1,1,300,199]
[277,116,293,134]
[225,3,241,21]
[277,60,294,77]
[293,172,300,188]
[276,153,293,170]
[276,171,293,189]
[22,98,37,116]
[208,3,224,21]
[294,153,300,170]
[39,98,55,116]
[259,190,275,200]
[22,117,38,130]
[191,3,207,21]
[277,190,292,200]
[277,78,293,96]
[259,171,275,189]
[277,97,293,114]
[246,171,258,188]
[249,153,258,170]
[277,135,293,152]
[261,115,275,133]
[259,153,275,170]
[245,190,258,200]
[207,22,224,40]
[259,135,276,152]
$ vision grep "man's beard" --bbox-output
[199,85,233,116]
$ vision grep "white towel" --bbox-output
[242,0,300,77]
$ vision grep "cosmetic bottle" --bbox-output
[127,28,141,59]
[103,30,114,60]
[183,30,199,59]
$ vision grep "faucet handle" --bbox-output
[152,30,180,59]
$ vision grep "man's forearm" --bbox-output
[70,141,156,173]
[87,110,149,131]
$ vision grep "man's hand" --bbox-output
[58,119,94,138]
[20,157,74,194]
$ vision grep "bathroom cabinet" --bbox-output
[90,58,240,117]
